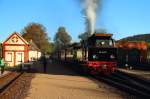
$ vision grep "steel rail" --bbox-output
[0,72,23,93]
[94,73,150,99]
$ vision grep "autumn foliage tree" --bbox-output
[54,27,72,50]
[21,23,51,54]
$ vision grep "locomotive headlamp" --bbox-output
[93,55,97,59]
[102,64,107,69]
[110,55,115,59]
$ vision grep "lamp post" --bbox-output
[20,53,23,71]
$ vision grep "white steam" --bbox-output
[82,0,99,35]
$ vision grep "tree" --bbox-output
[21,23,51,54]
[0,44,2,57]
[78,32,90,40]
[54,27,72,50]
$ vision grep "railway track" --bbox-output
[0,72,34,99]
[94,71,150,99]
[116,70,150,87]
[0,72,23,93]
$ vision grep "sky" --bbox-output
[0,0,150,42]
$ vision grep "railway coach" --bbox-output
[116,41,148,67]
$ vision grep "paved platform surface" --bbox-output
[118,68,150,80]
[25,60,134,99]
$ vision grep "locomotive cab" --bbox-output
[88,33,115,47]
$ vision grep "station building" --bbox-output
[2,32,41,67]
[28,39,41,61]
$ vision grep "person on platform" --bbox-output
[0,57,5,74]
[41,55,47,73]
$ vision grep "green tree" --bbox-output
[0,44,2,57]
[54,27,72,50]
[78,32,90,40]
[21,23,51,54]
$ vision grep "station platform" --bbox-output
[24,60,135,99]
[117,68,150,80]
[0,71,10,78]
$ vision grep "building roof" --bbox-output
[116,41,147,50]
[2,32,29,45]
[94,33,112,37]
[28,40,40,51]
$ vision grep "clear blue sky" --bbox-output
[0,0,150,42]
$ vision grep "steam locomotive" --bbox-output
[52,33,117,75]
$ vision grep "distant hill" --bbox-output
[119,33,150,42]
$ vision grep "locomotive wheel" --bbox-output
[90,69,99,75]
[112,67,116,73]
[82,66,90,74]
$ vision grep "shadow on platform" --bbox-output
[28,59,80,76]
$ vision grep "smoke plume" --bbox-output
[81,0,100,35]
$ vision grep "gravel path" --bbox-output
[25,60,135,99]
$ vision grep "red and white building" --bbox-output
[28,40,41,61]
[2,32,29,66]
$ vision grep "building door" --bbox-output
[15,52,24,66]
[128,49,140,65]
[5,52,14,67]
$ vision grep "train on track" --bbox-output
[52,33,117,75]
[116,41,149,69]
